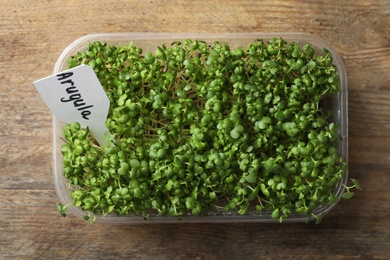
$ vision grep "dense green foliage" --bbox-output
[59,38,358,223]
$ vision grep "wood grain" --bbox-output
[1,0,390,259]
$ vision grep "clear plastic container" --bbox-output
[52,32,348,223]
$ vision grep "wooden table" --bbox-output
[1,0,389,258]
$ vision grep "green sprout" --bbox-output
[56,202,71,217]
[342,178,362,199]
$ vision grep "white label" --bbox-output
[34,65,110,146]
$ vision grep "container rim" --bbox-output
[51,32,348,224]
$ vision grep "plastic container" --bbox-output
[52,32,348,223]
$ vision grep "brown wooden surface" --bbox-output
[1,0,389,259]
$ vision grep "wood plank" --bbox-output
[1,0,390,258]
